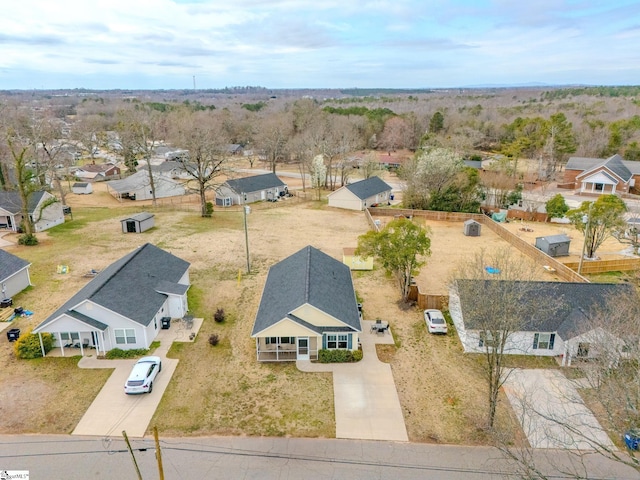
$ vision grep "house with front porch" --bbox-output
[33,243,190,357]
[0,191,64,232]
[449,280,634,366]
[251,245,362,361]
[327,176,392,211]
[563,154,640,195]
[216,173,287,206]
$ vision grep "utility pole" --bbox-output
[578,202,593,276]
[122,430,143,480]
[154,426,165,480]
[243,205,251,274]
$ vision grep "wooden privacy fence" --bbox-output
[408,285,448,310]
[367,208,589,284]
[562,258,640,275]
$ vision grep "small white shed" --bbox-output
[72,182,93,194]
[121,212,155,233]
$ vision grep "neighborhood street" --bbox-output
[1,434,638,480]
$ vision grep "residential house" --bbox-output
[449,280,634,366]
[0,249,32,299]
[0,191,64,232]
[563,154,640,195]
[106,171,186,201]
[216,173,287,206]
[327,177,392,211]
[226,144,244,155]
[75,162,121,182]
[72,182,93,195]
[251,245,362,361]
[33,243,190,357]
[139,162,193,180]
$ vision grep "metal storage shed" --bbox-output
[72,182,93,194]
[121,212,155,233]
[535,234,571,257]
[463,219,481,236]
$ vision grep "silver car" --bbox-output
[124,356,162,394]
[424,309,448,335]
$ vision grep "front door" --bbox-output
[297,337,309,360]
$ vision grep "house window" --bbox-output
[265,337,294,345]
[61,333,70,340]
[478,331,500,348]
[577,343,590,357]
[533,333,555,350]
[338,335,348,349]
[327,335,337,349]
[115,328,136,345]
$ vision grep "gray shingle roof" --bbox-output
[252,246,361,336]
[0,249,30,281]
[567,154,640,177]
[34,243,190,331]
[73,182,89,188]
[0,191,47,215]
[224,173,285,194]
[344,177,392,200]
[455,280,634,338]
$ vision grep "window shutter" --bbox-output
[533,333,539,350]
[348,334,352,350]
[322,334,327,349]
[549,334,555,350]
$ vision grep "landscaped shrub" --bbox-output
[318,349,362,363]
[18,233,38,246]
[214,308,225,323]
[14,330,53,359]
[105,348,150,359]
[204,202,214,217]
[209,334,220,346]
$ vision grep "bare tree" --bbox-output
[451,249,557,428]
[255,111,293,174]
[116,105,167,207]
[496,287,640,479]
[360,152,382,180]
[168,110,230,217]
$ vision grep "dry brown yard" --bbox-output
[1,192,524,441]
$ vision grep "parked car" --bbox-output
[424,309,448,334]
[124,356,162,394]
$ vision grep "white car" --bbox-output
[124,356,162,394]
[424,309,448,335]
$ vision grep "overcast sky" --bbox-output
[1,0,639,90]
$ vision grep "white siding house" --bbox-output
[0,250,32,299]
[0,191,64,232]
[449,280,634,366]
[33,244,190,357]
[106,171,186,201]
[216,173,287,206]
[327,177,392,211]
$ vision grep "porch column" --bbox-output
[255,338,259,361]
[101,331,107,356]
[38,332,45,358]
[57,332,65,357]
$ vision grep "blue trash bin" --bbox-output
[624,430,640,450]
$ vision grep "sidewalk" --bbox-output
[297,320,408,442]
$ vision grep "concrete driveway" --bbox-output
[72,318,202,438]
[297,321,408,442]
[504,368,615,450]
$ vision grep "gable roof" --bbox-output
[455,280,634,338]
[224,173,286,194]
[0,191,48,215]
[73,182,89,188]
[252,246,361,336]
[567,155,640,177]
[77,163,118,173]
[121,212,154,222]
[575,154,631,182]
[34,243,190,331]
[107,171,182,194]
[0,249,31,281]
[343,177,392,200]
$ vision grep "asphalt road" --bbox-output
[2,435,638,480]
